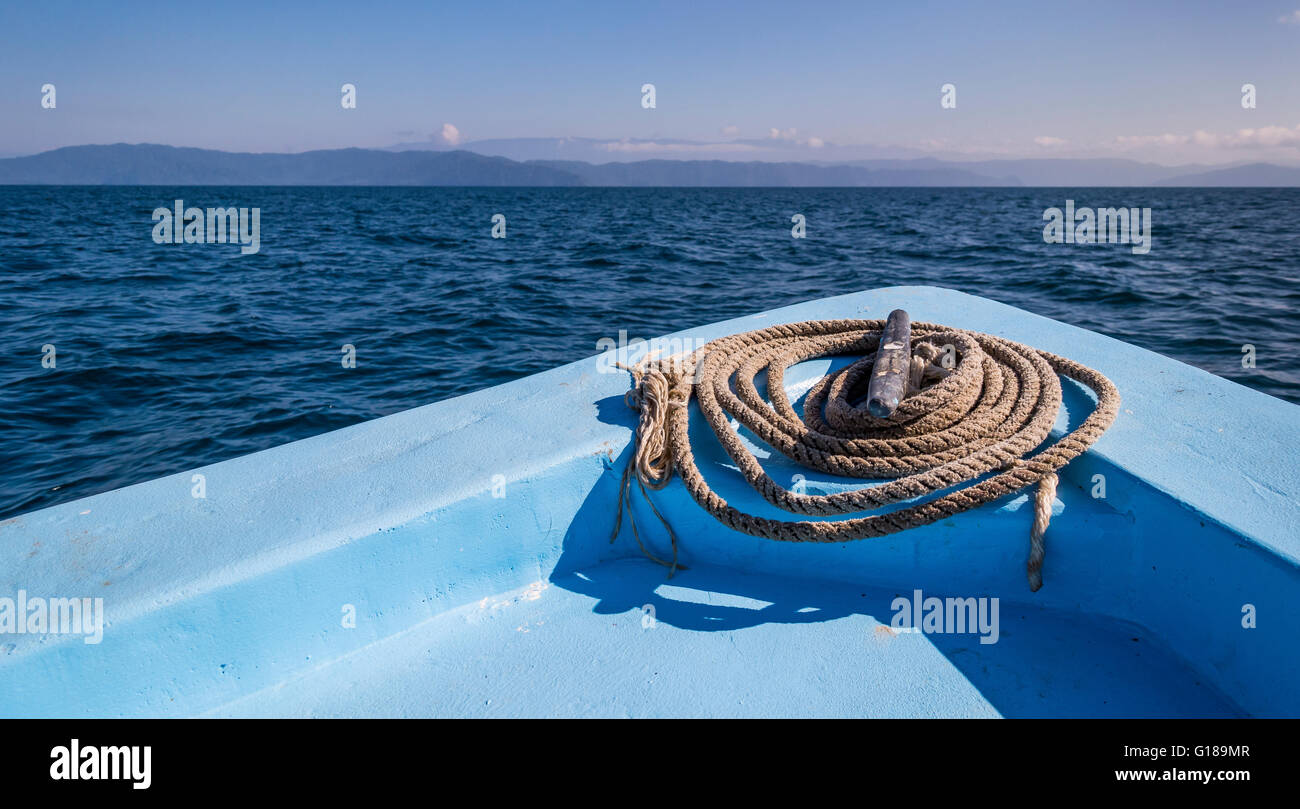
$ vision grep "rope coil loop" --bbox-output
[614,318,1120,590]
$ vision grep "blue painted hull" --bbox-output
[2,286,1297,717]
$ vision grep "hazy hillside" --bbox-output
[1154,162,1300,186]
[2,144,1299,187]
[529,159,1017,186]
[0,144,582,185]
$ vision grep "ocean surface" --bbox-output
[3,186,1298,519]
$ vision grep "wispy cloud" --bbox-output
[1033,136,1068,147]
[1116,124,1300,150]
[1114,132,1191,148]
[720,125,740,136]
[1197,125,1300,148]
[439,123,462,146]
[1278,10,1300,23]
[914,137,1021,156]
[766,127,825,148]
[599,140,761,153]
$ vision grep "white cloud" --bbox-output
[599,140,761,153]
[1217,125,1300,148]
[1114,132,1191,148]
[1278,10,1300,23]
[721,125,740,136]
[440,123,462,146]
[1033,136,1068,147]
[913,137,1021,156]
[764,127,826,148]
[1115,124,1300,150]
[1191,130,1219,147]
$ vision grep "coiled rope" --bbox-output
[613,318,1119,591]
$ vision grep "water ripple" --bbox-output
[1,186,1297,518]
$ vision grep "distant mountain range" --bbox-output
[1152,162,1300,186]
[528,159,1014,186]
[0,145,576,186]
[1,144,1298,187]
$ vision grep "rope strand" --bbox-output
[613,318,1119,590]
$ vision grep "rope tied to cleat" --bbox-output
[613,310,1120,591]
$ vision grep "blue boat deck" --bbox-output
[207,558,1240,718]
[3,286,1297,717]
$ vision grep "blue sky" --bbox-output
[4,0,1300,163]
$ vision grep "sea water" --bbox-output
[2,185,1297,518]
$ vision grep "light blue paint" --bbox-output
[1,286,1296,717]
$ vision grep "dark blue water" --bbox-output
[3,186,1298,519]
